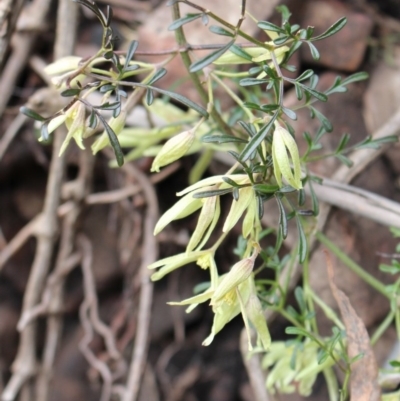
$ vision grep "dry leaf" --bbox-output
[325,250,381,401]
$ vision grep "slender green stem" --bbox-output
[211,73,253,120]
[303,255,319,333]
[323,367,339,401]
[309,288,345,330]
[316,231,389,298]
[171,3,234,136]
[370,310,395,345]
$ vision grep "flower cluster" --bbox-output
[262,341,335,396]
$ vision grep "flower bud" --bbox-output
[211,252,257,306]
[44,56,81,76]
[151,129,195,172]
[154,192,203,235]
[246,292,271,350]
[187,196,219,252]
[272,125,302,189]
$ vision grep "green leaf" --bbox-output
[99,84,116,93]
[192,188,234,198]
[389,360,400,367]
[148,68,167,85]
[312,17,347,41]
[308,179,319,216]
[124,40,138,70]
[335,153,353,167]
[190,40,234,73]
[97,114,124,167]
[298,188,306,206]
[296,216,307,263]
[257,195,264,219]
[356,135,398,150]
[105,5,112,27]
[60,88,81,97]
[273,35,290,45]
[285,40,302,61]
[239,78,269,86]
[201,134,247,144]
[296,69,314,82]
[310,106,333,132]
[229,44,253,61]
[341,71,369,86]
[240,112,278,161]
[150,86,208,117]
[379,264,400,275]
[257,21,285,33]
[20,106,46,122]
[209,25,234,37]
[262,104,280,113]
[238,121,257,137]
[242,102,264,112]
[307,41,320,60]
[73,0,107,26]
[222,176,241,187]
[168,13,202,31]
[253,184,279,194]
[282,106,297,120]
[276,5,292,22]
[275,195,288,239]
[336,133,351,153]
[96,102,120,111]
[294,83,303,100]
[285,326,310,338]
[146,89,154,105]
[294,286,306,312]
[88,110,98,129]
[124,65,139,73]
[317,349,330,365]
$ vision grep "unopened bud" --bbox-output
[211,252,257,305]
[246,292,271,350]
[272,125,302,189]
[151,129,195,172]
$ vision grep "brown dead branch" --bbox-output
[121,162,159,401]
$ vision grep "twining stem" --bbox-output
[171,3,234,136]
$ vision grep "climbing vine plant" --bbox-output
[21,0,400,399]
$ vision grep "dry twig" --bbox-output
[121,162,159,401]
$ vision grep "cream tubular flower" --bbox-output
[154,192,203,235]
[148,250,207,281]
[223,186,255,233]
[272,125,302,189]
[58,102,86,156]
[211,248,259,306]
[187,196,220,252]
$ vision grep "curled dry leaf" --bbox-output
[325,250,381,401]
